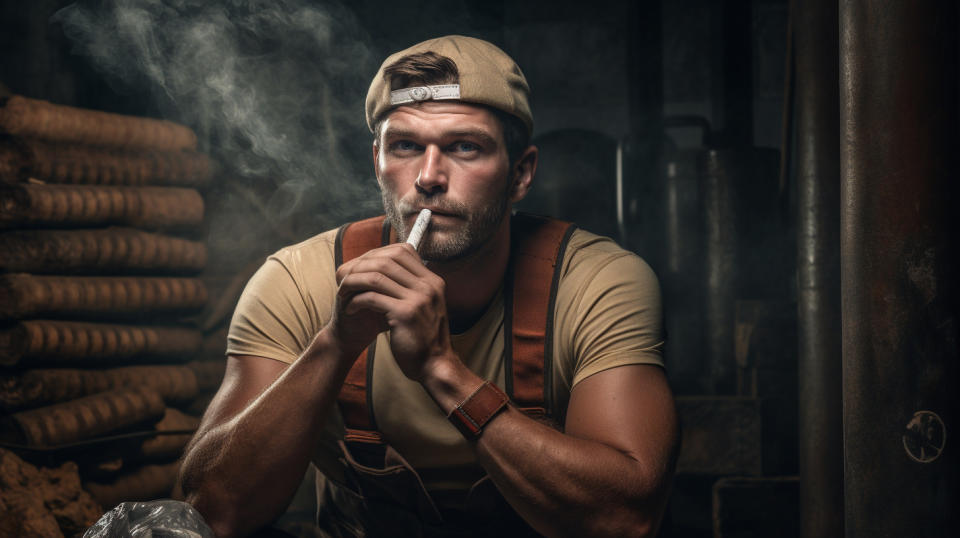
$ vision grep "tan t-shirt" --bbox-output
[226,226,664,491]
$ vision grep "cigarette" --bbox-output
[405,208,432,250]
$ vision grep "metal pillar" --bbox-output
[840,1,958,536]
[795,0,843,536]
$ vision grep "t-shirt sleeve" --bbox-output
[226,239,337,363]
[558,236,665,388]
[223,234,346,481]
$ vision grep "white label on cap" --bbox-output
[390,84,461,105]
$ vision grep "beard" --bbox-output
[381,185,510,263]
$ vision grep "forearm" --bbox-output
[422,360,672,538]
[180,329,355,537]
[476,409,670,537]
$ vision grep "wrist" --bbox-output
[420,353,483,414]
[447,381,510,440]
[307,326,365,370]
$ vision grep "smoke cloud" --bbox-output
[53,0,383,253]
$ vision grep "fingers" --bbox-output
[337,244,445,296]
[343,290,399,316]
[335,243,446,322]
[336,243,433,285]
[337,270,407,303]
[345,290,438,328]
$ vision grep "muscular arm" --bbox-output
[178,332,353,537]
[424,361,679,537]
[339,242,679,537]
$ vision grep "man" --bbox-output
[180,35,678,537]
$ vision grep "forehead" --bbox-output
[380,102,502,139]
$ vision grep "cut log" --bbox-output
[0,228,206,274]
[83,461,180,510]
[139,408,199,460]
[0,138,212,187]
[0,388,165,447]
[0,95,197,151]
[0,274,208,320]
[187,360,226,392]
[0,320,202,367]
[0,365,200,412]
[0,184,203,231]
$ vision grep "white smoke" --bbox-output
[53,0,382,246]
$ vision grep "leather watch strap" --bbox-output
[448,381,510,439]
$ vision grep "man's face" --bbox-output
[374,101,514,262]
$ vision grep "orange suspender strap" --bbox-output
[504,213,578,418]
[334,213,577,437]
[334,215,391,443]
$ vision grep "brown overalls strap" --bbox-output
[334,215,392,443]
[334,213,576,442]
[505,212,578,418]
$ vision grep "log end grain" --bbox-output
[0,138,29,182]
[0,323,28,367]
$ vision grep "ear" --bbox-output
[372,140,383,187]
[509,145,538,203]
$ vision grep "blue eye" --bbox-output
[390,140,419,152]
[451,141,479,153]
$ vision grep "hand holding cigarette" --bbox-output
[406,209,432,251]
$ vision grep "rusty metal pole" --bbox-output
[794,0,843,536]
[840,1,959,536]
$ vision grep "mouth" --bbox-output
[408,208,458,219]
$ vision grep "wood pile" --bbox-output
[0,96,227,531]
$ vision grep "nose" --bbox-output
[415,145,447,195]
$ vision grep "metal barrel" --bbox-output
[659,149,705,393]
[698,148,781,394]
[840,1,959,535]
[794,0,844,535]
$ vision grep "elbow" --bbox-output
[622,511,661,538]
[580,507,660,538]
[180,465,246,538]
[186,488,246,538]
[577,482,669,538]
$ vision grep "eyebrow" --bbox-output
[383,128,498,147]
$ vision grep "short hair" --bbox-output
[373,52,530,166]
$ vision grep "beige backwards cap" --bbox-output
[365,35,532,135]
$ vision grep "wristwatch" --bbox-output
[447,381,510,439]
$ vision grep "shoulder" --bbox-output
[267,227,340,273]
[226,227,344,364]
[559,228,659,296]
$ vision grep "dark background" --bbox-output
[0,0,793,536]
[3,1,955,537]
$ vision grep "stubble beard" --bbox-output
[382,184,510,263]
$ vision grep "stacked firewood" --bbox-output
[0,96,226,522]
